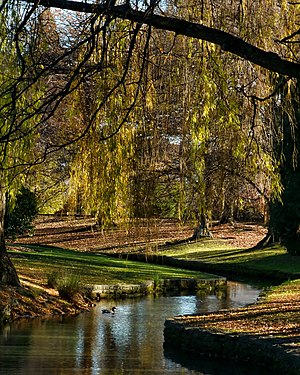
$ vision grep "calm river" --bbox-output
[0,281,267,375]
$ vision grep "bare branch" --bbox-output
[278,28,300,43]
[24,0,300,78]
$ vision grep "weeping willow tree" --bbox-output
[0,5,144,284]
[63,0,295,237]
[194,1,282,225]
[65,17,150,226]
[0,0,299,292]
[126,1,280,232]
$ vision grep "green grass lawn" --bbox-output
[9,244,216,287]
[158,239,300,276]
[9,237,300,289]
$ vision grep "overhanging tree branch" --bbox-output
[26,0,300,78]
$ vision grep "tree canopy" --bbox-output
[0,0,300,285]
[22,0,300,78]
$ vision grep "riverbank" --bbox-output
[3,218,300,372]
[109,242,300,372]
[148,240,299,373]
[0,284,90,324]
[164,279,300,374]
[2,241,221,323]
[2,217,246,322]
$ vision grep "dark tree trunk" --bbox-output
[256,80,300,255]
[0,189,20,286]
[219,201,234,225]
[191,212,213,240]
[266,169,300,255]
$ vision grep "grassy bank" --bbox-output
[168,278,300,337]
[1,243,221,322]
[6,220,299,372]
[157,238,300,372]
[156,239,300,279]
[8,244,216,289]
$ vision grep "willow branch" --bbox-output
[25,0,300,78]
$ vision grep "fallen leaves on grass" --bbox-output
[17,217,267,252]
[174,281,300,357]
[180,302,300,337]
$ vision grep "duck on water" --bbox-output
[102,306,117,314]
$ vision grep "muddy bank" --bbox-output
[0,285,91,325]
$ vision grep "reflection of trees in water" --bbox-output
[0,283,261,373]
[109,298,162,370]
[74,311,121,371]
[0,316,86,373]
[195,289,229,313]
[0,324,32,373]
[74,285,259,371]
[74,314,95,370]
[195,282,260,313]
[227,281,260,306]
[75,297,191,372]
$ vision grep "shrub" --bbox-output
[47,270,81,300]
[47,271,60,289]
[5,187,38,239]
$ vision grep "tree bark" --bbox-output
[219,201,234,224]
[0,189,20,286]
[26,1,300,79]
[191,212,213,240]
[267,171,300,255]
[255,80,300,255]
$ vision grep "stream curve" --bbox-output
[0,280,264,374]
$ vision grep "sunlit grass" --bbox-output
[264,279,300,302]
[9,244,216,287]
[159,240,300,275]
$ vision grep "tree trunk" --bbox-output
[266,170,300,255]
[256,80,300,255]
[0,189,20,286]
[191,212,213,240]
[219,201,234,224]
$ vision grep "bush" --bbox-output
[47,271,60,289]
[47,270,81,300]
[5,187,38,239]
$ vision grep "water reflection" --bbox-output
[0,281,263,374]
[164,349,271,375]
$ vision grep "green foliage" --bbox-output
[5,187,38,239]
[59,2,290,229]
[47,270,81,300]
[47,270,60,289]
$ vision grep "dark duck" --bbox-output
[102,306,117,314]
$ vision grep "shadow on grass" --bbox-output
[9,244,213,285]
